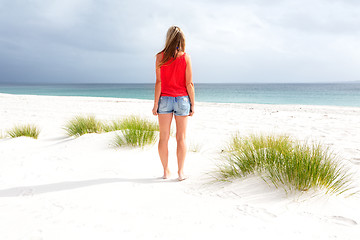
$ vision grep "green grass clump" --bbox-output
[189,141,202,152]
[114,116,159,147]
[64,115,103,137]
[102,119,123,132]
[218,134,353,195]
[7,124,40,139]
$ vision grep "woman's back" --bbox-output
[159,52,188,97]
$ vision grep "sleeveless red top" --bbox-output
[160,53,188,97]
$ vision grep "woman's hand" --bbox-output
[152,104,158,116]
[189,106,194,116]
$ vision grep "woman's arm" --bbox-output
[185,54,195,116]
[152,54,162,115]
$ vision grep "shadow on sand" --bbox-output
[0,177,179,197]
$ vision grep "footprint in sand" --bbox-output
[237,204,277,220]
[21,188,34,197]
[329,216,358,226]
[350,158,360,165]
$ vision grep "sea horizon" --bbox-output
[1,82,360,107]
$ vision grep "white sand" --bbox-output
[0,93,359,240]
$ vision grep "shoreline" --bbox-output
[2,81,360,108]
[1,92,360,110]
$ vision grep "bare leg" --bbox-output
[158,113,173,179]
[174,115,188,180]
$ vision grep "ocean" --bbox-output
[0,83,360,107]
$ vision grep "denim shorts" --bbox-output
[157,96,191,116]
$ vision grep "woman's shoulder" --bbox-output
[156,52,163,58]
[178,51,189,57]
[155,52,163,63]
[178,52,190,59]
[183,52,191,62]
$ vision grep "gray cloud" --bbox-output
[0,0,359,83]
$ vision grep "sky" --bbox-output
[0,0,359,84]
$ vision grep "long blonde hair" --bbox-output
[157,26,186,68]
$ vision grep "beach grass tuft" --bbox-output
[189,141,202,152]
[7,124,40,139]
[64,115,103,137]
[218,134,353,195]
[102,119,123,132]
[114,116,159,147]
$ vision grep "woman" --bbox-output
[152,26,195,181]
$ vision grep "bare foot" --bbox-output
[163,169,171,179]
[178,172,188,181]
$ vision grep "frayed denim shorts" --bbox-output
[157,96,191,116]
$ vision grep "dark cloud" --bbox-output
[0,0,359,83]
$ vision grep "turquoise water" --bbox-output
[0,83,360,107]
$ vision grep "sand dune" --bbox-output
[0,93,359,239]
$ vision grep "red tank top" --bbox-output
[160,53,188,97]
